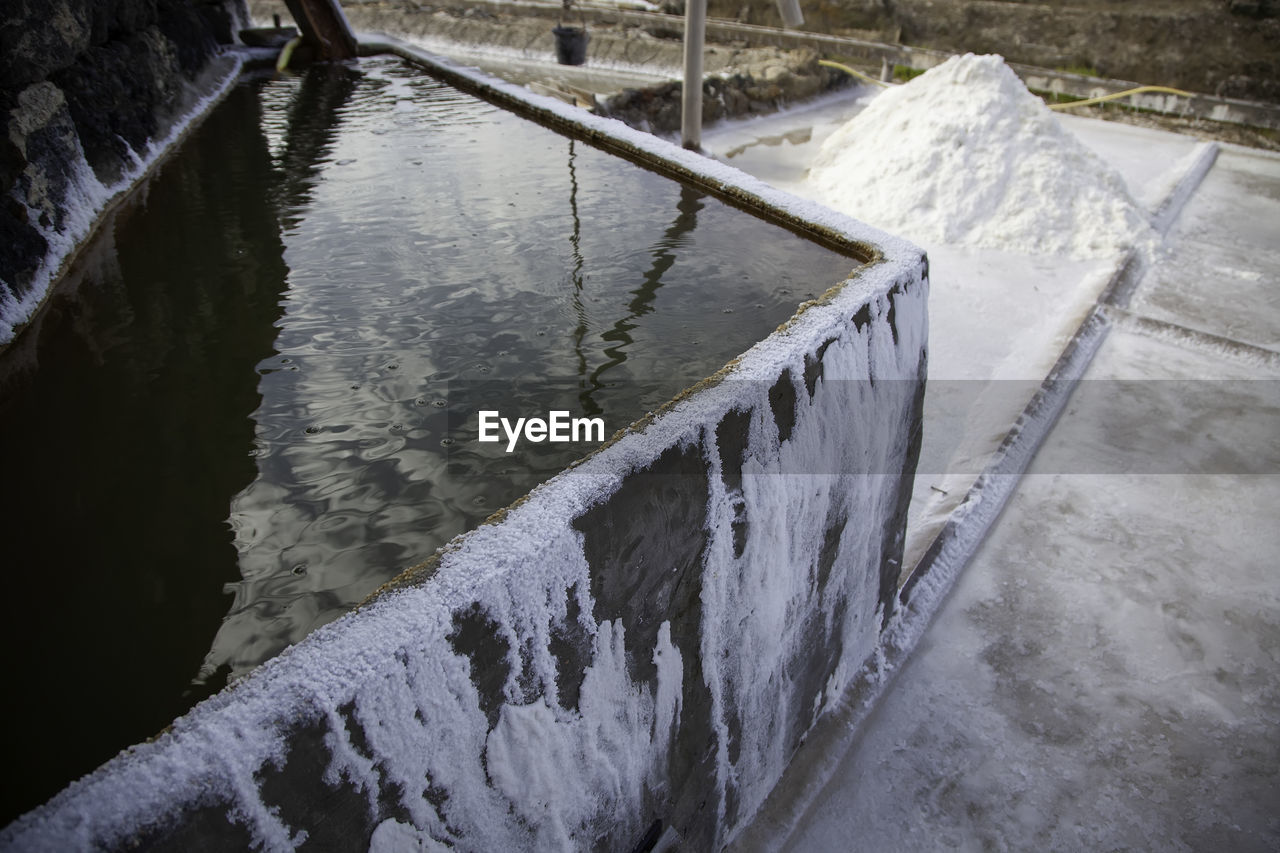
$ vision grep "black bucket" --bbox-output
[553,25,589,66]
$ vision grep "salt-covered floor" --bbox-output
[705,81,1280,850]
[705,89,1208,571]
[750,327,1280,851]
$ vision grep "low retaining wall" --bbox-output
[3,283,927,851]
[594,49,845,135]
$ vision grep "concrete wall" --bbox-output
[0,0,248,345]
[0,46,929,852]
[2,272,926,853]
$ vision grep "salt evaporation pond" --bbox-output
[0,56,859,823]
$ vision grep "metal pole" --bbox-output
[776,0,804,28]
[282,0,357,59]
[681,0,706,151]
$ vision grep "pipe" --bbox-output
[276,35,303,72]
[818,61,1195,114]
[681,0,706,150]
[1047,84,1194,111]
[818,59,891,88]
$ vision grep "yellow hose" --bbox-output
[1047,85,1194,111]
[276,36,302,73]
[819,59,1194,111]
[818,59,891,89]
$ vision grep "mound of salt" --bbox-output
[807,53,1154,258]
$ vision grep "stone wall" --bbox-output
[708,0,1280,104]
[0,0,248,345]
[596,48,847,135]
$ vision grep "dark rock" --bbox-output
[89,0,162,46]
[157,0,219,76]
[0,80,81,301]
[1227,0,1276,18]
[1,0,241,336]
[0,133,23,197]
[0,196,49,303]
[51,27,182,183]
[195,0,238,44]
[7,82,82,233]
[0,0,92,91]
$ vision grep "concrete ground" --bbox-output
[706,86,1280,851]
[741,321,1280,851]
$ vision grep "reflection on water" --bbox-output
[582,181,705,412]
[0,81,289,823]
[202,57,857,683]
[0,56,856,821]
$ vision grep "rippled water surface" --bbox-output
[0,57,857,821]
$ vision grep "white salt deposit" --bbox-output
[807,54,1156,259]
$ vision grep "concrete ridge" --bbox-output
[1103,306,1280,365]
[1150,141,1220,235]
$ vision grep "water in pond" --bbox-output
[0,56,858,822]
